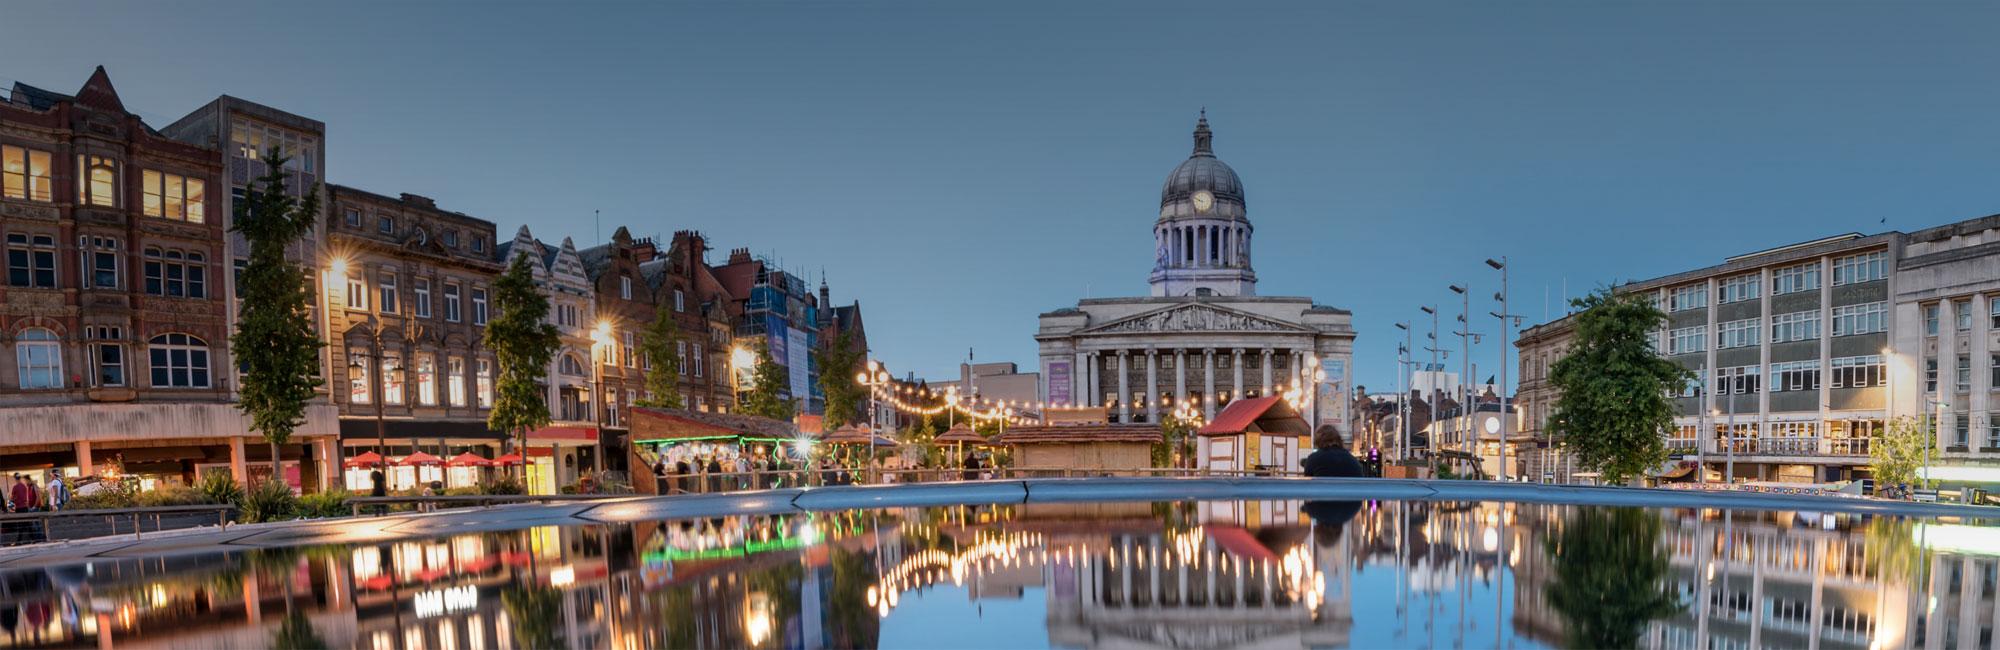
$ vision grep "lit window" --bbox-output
[476,359,493,408]
[348,350,372,404]
[1,145,53,202]
[14,328,62,389]
[447,356,467,407]
[6,233,57,288]
[78,155,117,207]
[381,352,404,404]
[141,169,206,223]
[416,353,437,406]
[148,333,211,388]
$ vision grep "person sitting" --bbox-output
[1301,425,1366,478]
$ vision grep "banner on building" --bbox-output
[786,327,810,405]
[1047,361,1072,405]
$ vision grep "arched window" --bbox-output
[559,353,587,376]
[148,333,211,388]
[79,155,117,207]
[15,328,61,389]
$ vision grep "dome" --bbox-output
[1159,113,1245,209]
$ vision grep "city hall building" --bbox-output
[1036,114,1357,429]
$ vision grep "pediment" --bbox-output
[1080,303,1308,335]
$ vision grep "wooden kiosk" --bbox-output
[1196,396,1311,473]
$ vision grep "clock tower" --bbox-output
[1149,111,1256,297]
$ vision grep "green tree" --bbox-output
[485,255,561,475]
[1544,507,1684,649]
[818,331,866,429]
[1152,412,1198,468]
[230,149,323,485]
[1870,416,1933,489]
[1546,289,1691,485]
[738,340,795,420]
[633,306,684,409]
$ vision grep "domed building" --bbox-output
[1036,114,1357,434]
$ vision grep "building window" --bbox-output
[1717,318,1759,349]
[381,352,404,404]
[677,340,689,374]
[346,275,368,310]
[674,290,685,312]
[147,333,211,388]
[1769,360,1820,393]
[1925,304,1940,336]
[1771,262,1819,295]
[1829,355,1883,389]
[14,327,62,389]
[693,345,704,378]
[554,303,578,328]
[1958,355,1972,393]
[1988,414,2000,450]
[379,273,398,313]
[413,278,431,318]
[1991,353,2000,391]
[85,326,124,387]
[344,208,361,228]
[443,230,458,248]
[6,233,56,288]
[1770,311,1820,344]
[471,288,488,324]
[1954,416,1970,448]
[1956,299,1973,331]
[378,216,395,235]
[1,145,53,202]
[443,282,462,322]
[348,350,371,404]
[447,356,467,407]
[80,236,119,289]
[1830,302,1886,337]
[1717,273,1760,304]
[1926,357,1938,393]
[620,276,632,300]
[1668,285,1707,312]
[1716,365,1761,395]
[622,331,636,368]
[472,237,485,254]
[140,170,206,223]
[476,359,493,408]
[415,353,437,406]
[78,155,117,207]
[1667,326,1706,355]
[142,247,207,298]
[1830,251,1885,285]
[559,353,586,376]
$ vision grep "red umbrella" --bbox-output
[446,452,494,467]
[399,452,445,466]
[492,452,526,466]
[344,451,385,468]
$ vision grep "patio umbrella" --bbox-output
[399,451,445,466]
[344,451,385,468]
[492,452,526,466]
[935,424,987,463]
[446,452,494,467]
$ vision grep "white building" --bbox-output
[1036,114,1357,429]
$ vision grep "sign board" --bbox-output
[1047,361,1072,406]
[1914,489,1940,503]
[785,326,810,404]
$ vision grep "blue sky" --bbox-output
[9,1,2000,393]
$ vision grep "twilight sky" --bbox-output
[8,1,2000,394]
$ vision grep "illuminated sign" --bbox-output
[412,584,478,618]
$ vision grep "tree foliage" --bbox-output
[739,340,795,421]
[485,255,561,458]
[230,148,324,479]
[1153,412,1198,468]
[1546,289,1691,485]
[633,305,684,409]
[1544,507,1684,649]
[1869,416,1933,489]
[818,330,867,429]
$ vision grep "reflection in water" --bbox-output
[1543,507,1683,649]
[0,499,1984,649]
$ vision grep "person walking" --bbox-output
[1301,425,1366,478]
[44,473,66,512]
[369,468,388,516]
[706,457,723,493]
[675,458,692,494]
[961,453,982,481]
[652,460,670,495]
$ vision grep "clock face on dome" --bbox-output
[1191,190,1214,213]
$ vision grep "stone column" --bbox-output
[1174,349,1188,410]
[74,441,93,477]
[1117,351,1131,422]
[230,436,248,483]
[1972,292,1991,450]
[1204,348,1218,420]
[1940,299,1960,450]
[1232,348,1245,401]
[1818,255,1833,456]
[1087,352,1100,407]
[1074,350,1089,407]
[1261,349,1274,396]
[1145,348,1160,423]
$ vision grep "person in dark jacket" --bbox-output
[706,457,724,493]
[675,460,692,493]
[653,460,670,495]
[369,469,388,515]
[961,453,982,481]
[1300,425,1366,478]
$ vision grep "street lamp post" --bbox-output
[590,321,612,474]
[1394,321,1414,462]
[1486,258,1519,482]
[856,360,891,432]
[1448,285,1480,476]
[1420,306,1441,461]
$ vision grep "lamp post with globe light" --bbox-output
[856,360,892,433]
[590,320,613,473]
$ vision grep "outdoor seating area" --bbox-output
[341,450,523,492]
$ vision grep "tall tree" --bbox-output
[231,149,323,486]
[1545,289,1691,485]
[485,255,561,476]
[1869,416,1933,489]
[739,340,795,421]
[818,330,866,429]
[633,306,684,409]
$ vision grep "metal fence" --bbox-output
[0,505,236,547]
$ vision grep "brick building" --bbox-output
[497,226,601,492]
[0,67,337,488]
[640,230,742,414]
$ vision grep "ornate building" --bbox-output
[1037,115,1357,432]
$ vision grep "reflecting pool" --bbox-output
[0,499,1988,649]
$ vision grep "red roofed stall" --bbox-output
[1197,396,1310,473]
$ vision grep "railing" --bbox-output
[0,504,236,547]
[1709,437,1872,457]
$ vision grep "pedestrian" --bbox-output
[961,453,981,481]
[706,457,724,493]
[45,472,66,512]
[369,468,388,516]
[675,459,692,494]
[11,476,37,514]
[1301,425,1366,478]
[653,460,670,495]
